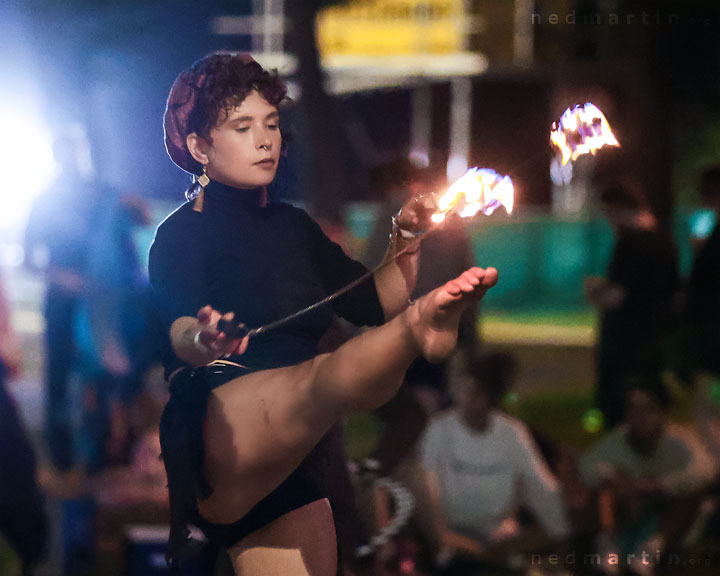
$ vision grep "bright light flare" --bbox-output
[550,103,619,165]
[0,112,55,229]
[431,167,514,224]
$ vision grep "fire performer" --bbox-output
[151,51,498,575]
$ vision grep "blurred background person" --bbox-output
[23,125,102,475]
[420,350,570,574]
[355,159,481,573]
[584,180,678,429]
[681,164,720,546]
[363,158,479,471]
[683,165,720,459]
[74,194,156,472]
[578,376,716,575]
[0,272,48,575]
[685,164,720,392]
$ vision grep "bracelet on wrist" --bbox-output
[391,211,424,240]
[193,330,213,355]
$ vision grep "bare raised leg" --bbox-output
[199,267,498,526]
[310,266,498,413]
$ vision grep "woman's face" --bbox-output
[203,90,282,189]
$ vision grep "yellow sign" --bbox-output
[317,0,464,56]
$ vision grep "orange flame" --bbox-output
[550,103,619,165]
[431,168,514,224]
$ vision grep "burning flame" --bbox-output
[431,168,514,224]
[550,103,619,165]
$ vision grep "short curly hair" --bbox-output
[164,51,288,175]
[187,52,287,138]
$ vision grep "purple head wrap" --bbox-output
[163,53,259,175]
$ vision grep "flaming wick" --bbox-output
[432,167,514,224]
[217,104,618,340]
[550,102,619,165]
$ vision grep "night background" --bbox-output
[1,1,720,575]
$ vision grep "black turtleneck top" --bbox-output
[149,180,385,379]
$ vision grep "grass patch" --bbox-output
[505,388,598,449]
[482,309,597,346]
[484,308,596,327]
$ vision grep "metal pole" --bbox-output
[447,77,472,182]
[410,84,432,167]
[252,0,264,53]
[513,0,534,67]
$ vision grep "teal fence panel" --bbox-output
[347,205,703,313]
[468,216,614,311]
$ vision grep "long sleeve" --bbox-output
[23,195,50,272]
[577,431,625,489]
[81,200,132,368]
[513,423,570,540]
[420,416,448,476]
[657,424,717,495]
[149,209,210,322]
[148,206,209,376]
[300,209,385,327]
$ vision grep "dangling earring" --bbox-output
[198,166,210,188]
[187,165,210,212]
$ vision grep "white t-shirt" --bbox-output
[578,422,717,495]
[421,410,570,542]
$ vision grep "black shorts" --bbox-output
[160,360,325,561]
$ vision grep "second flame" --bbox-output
[550,103,619,165]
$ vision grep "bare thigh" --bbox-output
[227,498,337,576]
[198,356,340,523]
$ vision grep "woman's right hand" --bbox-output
[195,305,250,358]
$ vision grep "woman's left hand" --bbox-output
[395,192,438,235]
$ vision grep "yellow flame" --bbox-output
[431,168,514,224]
[551,103,619,165]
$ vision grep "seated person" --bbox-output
[579,375,716,574]
[420,351,570,572]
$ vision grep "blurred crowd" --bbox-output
[0,128,166,576]
[1,132,720,576]
[331,161,720,576]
